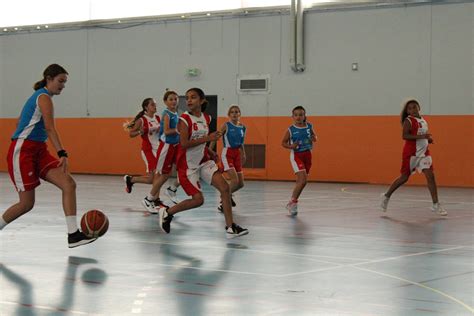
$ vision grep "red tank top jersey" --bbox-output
[176,111,212,170]
[402,115,430,158]
[140,115,161,152]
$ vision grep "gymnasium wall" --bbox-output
[0,2,473,187]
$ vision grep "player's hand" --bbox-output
[208,132,221,141]
[241,154,247,165]
[57,157,69,173]
[290,143,299,149]
[428,136,434,144]
[423,133,432,139]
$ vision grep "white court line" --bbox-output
[279,246,465,277]
[134,239,366,262]
[353,266,474,314]
[341,187,474,205]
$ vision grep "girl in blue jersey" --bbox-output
[281,106,317,216]
[143,90,181,213]
[0,64,96,248]
[213,105,246,212]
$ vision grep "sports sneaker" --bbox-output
[68,230,97,248]
[431,203,448,216]
[124,175,133,193]
[158,207,174,234]
[380,193,390,212]
[166,186,179,204]
[231,195,236,207]
[286,201,298,216]
[217,203,224,213]
[142,197,158,214]
[226,223,249,239]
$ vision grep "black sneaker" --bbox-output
[231,196,236,207]
[158,207,174,234]
[226,223,249,239]
[217,203,223,213]
[124,175,133,193]
[68,230,97,248]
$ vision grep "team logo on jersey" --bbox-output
[193,123,198,131]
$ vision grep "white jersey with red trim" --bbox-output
[140,114,161,152]
[402,115,430,158]
[177,111,211,169]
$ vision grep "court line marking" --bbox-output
[353,266,474,314]
[134,239,367,262]
[341,187,474,205]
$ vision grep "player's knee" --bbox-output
[20,201,35,212]
[193,195,205,207]
[64,176,77,191]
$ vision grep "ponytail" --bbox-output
[124,98,153,129]
[33,64,68,91]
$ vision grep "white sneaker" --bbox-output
[380,193,389,212]
[142,197,158,214]
[286,201,298,216]
[431,203,448,216]
[166,186,179,204]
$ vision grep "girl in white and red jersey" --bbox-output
[380,99,447,215]
[143,90,182,214]
[212,105,246,212]
[281,106,317,216]
[123,98,161,188]
[158,88,249,239]
[0,64,96,248]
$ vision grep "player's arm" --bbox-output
[38,94,67,171]
[128,119,143,138]
[210,123,227,151]
[310,127,317,143]
[163,113,178,136]
[402,119,431,141]
[281,130,297,150]
[240,144,247,165]
[178,120,221,149]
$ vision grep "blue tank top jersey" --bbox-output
[289,122,314,153]
[12,88,50,142]
[159,109,180,144]
[223,122,246,148]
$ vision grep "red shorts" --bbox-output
[221,147,242,172]
[7,139,60,192]
[290,150,312,174]
[141,149,157,173]
[156,142,178,175]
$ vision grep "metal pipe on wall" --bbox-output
[290,0,305,72]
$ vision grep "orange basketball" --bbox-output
[81,209,109,238]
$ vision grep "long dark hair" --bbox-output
[126,98,154,129]
[186,87,208,112]
[292,105,307,123]
[33,64,68,90]
[400,99,420,125]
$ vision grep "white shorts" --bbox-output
[410,156,433,174]
[178,160,219,196]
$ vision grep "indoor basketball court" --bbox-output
[1,0,473,315]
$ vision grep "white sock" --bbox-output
[147,194,156,201]
[66,216,78,234]
[0,215,8,230]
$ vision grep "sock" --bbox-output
[147,194,157,201]
[0,215,8,230]
[66,216,78,234]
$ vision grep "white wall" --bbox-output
[0,2,472,118]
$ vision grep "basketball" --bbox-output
[81,209,109,238]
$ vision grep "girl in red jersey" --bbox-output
[157,88,248,238]
[123,98,161,191]
[380,99,447,216]
[281,106,317,216]
[0,64,96,248]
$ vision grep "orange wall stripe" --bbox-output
[1,115,472,187]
